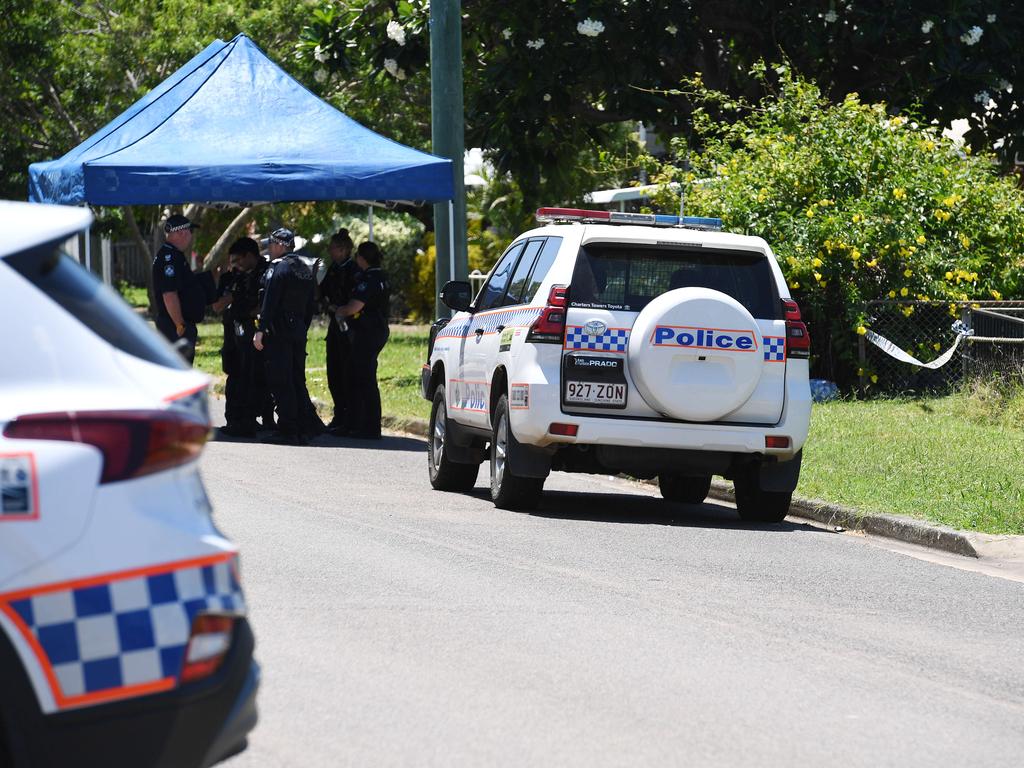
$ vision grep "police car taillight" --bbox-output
[782,299,811,359]
[3,410,209,484]
[181,614,235,683]
[527,284,568,343]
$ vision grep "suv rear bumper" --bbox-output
[511,377,812,460]
[0,618,259,768]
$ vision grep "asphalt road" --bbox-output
[210,425,1024,767]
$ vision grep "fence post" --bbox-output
[858,334,867,392]
[961,306,971,383]
[101,237,113,286]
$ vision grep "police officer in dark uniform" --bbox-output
[152,214,201,363]
[319,229,358,435]
[217,238,265,438]
[253,228,319,445]
[212,249,243,432]
[335,241,390,440]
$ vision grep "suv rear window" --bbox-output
[569,244,780,319]
[6,241,186,369]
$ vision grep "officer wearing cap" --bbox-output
[152,214,201,363]
[253,228,319,445]
[335,241,390,439]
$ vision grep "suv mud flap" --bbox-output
[445,416,488,465]
[753,450,802,493]
[507,435,553,479]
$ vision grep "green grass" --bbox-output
[116,281,149,309]
[194,321,1024,534]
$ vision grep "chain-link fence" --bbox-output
[858,300,1024,393]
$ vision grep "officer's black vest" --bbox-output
[279,255,315,314]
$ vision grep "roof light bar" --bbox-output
[536,207,723,231]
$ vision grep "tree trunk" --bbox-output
[202,206,256,270]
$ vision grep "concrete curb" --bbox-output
[381,413,1024,560]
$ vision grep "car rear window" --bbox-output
[5,240,186,369]
[569,243,780,319]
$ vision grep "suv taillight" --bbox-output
[782,299,811,359]
[3,410,209,484]
[527,285,568,344]
[181,614,235,683]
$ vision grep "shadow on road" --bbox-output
[209,432,427,453]
[465,487,815,534]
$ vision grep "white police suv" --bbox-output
[422,207,812,521]
[0,201,257,767]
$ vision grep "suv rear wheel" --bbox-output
[733,472,792,523]
[658,474,712,505]
[428,385,480,491]
[490,395,544,510]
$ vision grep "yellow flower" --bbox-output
[852,214,862,224]
[891,116,906,126]
[820,280,827,287]
[991,290,1003,300]
[900,287,909,297]
[857,367,864,377]
[960,234,971,249]
[866,259,878,267]
[893,187,907,200]
[812,257,823,268]
[851,249,861,261]
[888,290,897,298]
[871,374,879,383]
[945,271,953,280]
[933,343,941,351]
[916,234,926,245]
[903,268,913,278]
[920,139,936,152]
[805,207,816,218]
[813,272,822,282]
[934,210,952,222]
[789,281,800,289]
[756,188,768,202]
[902,306,915,316]
[856,326,867,336]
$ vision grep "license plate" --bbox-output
[565,381,626,406]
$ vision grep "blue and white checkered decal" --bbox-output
[435,307,542,339]
[4,556,244,706]
[565,326,629,353]
[763,336,786,362]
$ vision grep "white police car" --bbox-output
[0,201,257,767]
[423,207,812,521]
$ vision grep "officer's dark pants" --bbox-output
[348,325,390,437]
[325,320,353,428]
[229,323,261,429]
[222,324,248,427]
[156,316,198,365]
[264,317,316,437]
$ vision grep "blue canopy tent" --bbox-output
[28,34,454,207]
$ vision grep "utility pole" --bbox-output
[430,0,467,317]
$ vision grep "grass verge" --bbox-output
[194,322,1023,535]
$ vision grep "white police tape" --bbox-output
[864,321,973,370]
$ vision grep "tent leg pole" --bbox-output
[367,206,374,242]
[448,200,455,291]
[84,225,92,272]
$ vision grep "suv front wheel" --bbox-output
[733,470,792,524]
[428,385,480,491]
[490,395,544,510]
[658,474,712,505]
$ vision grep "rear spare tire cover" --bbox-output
[628,287,765,421]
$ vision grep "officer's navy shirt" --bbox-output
[351,267,390,331]
[151,243,193,320]
[258,254,315,334]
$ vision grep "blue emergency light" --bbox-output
[536,207,723,231]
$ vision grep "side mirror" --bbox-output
[440,280,473,313]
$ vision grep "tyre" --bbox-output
[733,472,791,523]
[490,395,543,510]
[658,474,712,504]
[427,385,480,491]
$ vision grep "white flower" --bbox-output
[577,18,605,37]
[386,20,406,46]
[502,28,512,40]
[314,68,328,84]
[543,93,551,102]
[987,14,997,23]
[525,38,545,50]
[824,10,837,23]
[974,90,990,104]
[921,20,934,33]
[383,58,399,77]
[395,67,406,81]
[666,24,678,36]
[998,79,1012,92]
[961,26,983,45]
[313,45,329,63]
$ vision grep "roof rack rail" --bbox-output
[535,207,723,231]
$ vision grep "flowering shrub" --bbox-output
[649,65,1024,385]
